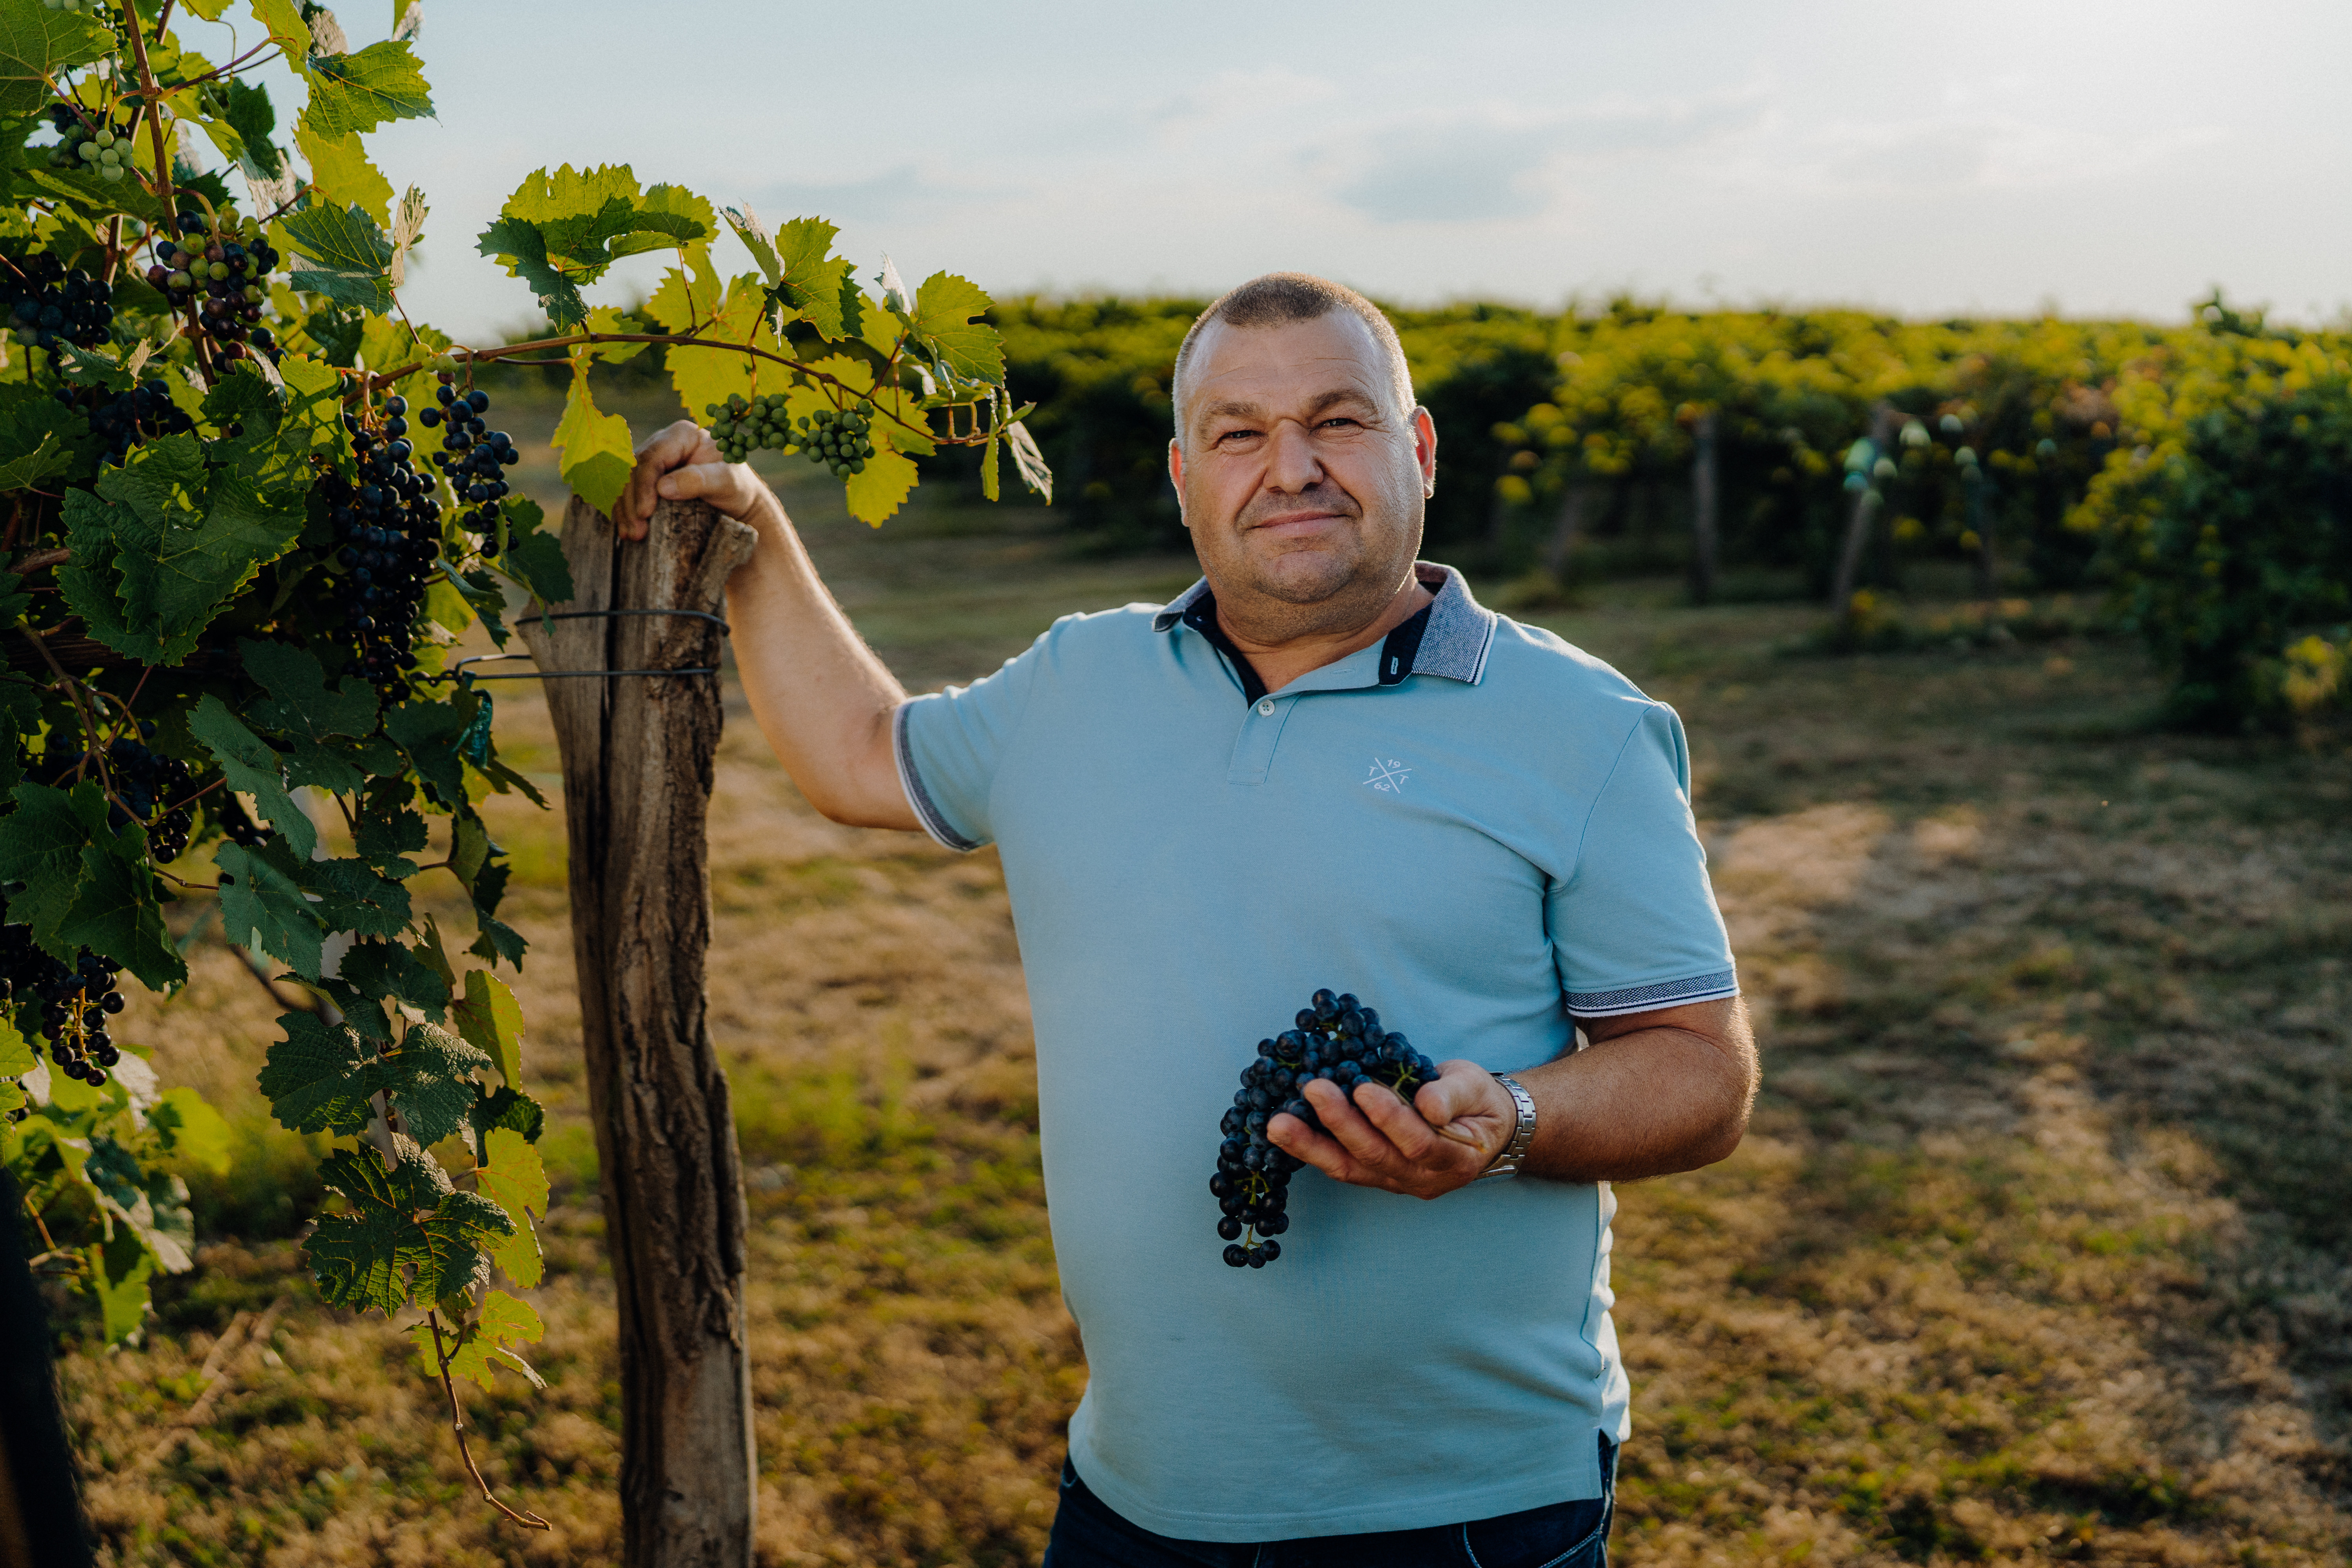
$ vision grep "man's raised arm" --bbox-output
[615,421,920,831]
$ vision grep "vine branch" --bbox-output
[427,1311,551,1532]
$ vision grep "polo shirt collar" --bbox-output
[1152,562,1499,687]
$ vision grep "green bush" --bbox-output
[2078,300,2352,730]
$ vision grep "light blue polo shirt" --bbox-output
[893,563,1737,1542]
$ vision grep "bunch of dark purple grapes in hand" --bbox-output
[1210,988,1438,1269]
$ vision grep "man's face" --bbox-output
[1169,313,1437,633]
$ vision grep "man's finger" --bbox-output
[1299,1078,1412,1174]
[1266,1111,1377,1185]
[1415,1060,1517,1158]
[654,461,742,511]
[1352,1079,1459,1166]
[618,420,712,538]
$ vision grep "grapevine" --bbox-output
[0,0,1051,1537]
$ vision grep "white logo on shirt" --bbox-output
[1364,757,1412,793]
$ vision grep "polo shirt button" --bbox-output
[1256,698,1276,716]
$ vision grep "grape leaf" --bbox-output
[911,271,1004,383]
[662,274,771,424]
[721,204,779,287]
[452,968,522,1089]
[89,1234,156,1345]
[245,0,310,59]
[554,362,633,515]
[279,200,394,312]
[189,695,313,859]
[258,1009,378,1135]
[0,386,90,489]
[386,183,426,287]
[0,781,104,954]
[0,677,34,795]
[151,1087,233,1178]
[0,1013,32,1078]
[259,1012,485,1146]
[354,784,425,874]
[59,437,308,665]
[309,1140,512,1313]
[292,122,393,227]
[412,1286,544,1390]
[472,210,578,330]
[303,38,431,139]
[239,638,379,741]
[224,76,284,180]
[383,691,470,806]
[497,495,572,604]
[773,217,855,339]
[844,446,920,527]
[1005,420,1053,502]
[468,1084,543,1143]
[339,937,450,1020]
[646,251,722,335]
[216,841,326,977]
[376,1022,489,1147]
[469,911,524,969]
[298,856,411,939]
[0,0,118,118]
[59,833,185,991]
[579,302,647,365]
[477,164,710,332]
[473,1128,545,1289]
[789,355,924,524]
[626,183,715,259]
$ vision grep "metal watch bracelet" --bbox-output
[1476,1073,1538,1181]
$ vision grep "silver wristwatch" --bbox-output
[1476,1073,1537,1181]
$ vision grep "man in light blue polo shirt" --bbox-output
[619,272,1755,1567]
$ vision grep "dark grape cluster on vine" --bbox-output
[419,378,517,554]
[1211,988,1437,1269]
[0,917,126,1093]
[2,250,114,352]
[23,735,199,862]
[324,392,441,694]
[706,393,874,477]
[147,209,281,368]
[54,379,194,465]
[213,790,272,848]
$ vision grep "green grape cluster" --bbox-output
[45,105,135,183]
[705,393,875,477]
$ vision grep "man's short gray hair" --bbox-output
[1171,272,1416,439]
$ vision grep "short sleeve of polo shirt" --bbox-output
[1550,701,1739,1017]
[892,629,1051,851]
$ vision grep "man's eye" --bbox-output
[1320,417,1361,431]
[1217,428,1261,445]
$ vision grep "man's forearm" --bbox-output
[724,485,920,830]
[1513,999,1757,1185]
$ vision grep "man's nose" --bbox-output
[1263,420,1325,493]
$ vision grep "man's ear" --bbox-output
[1168,437,1188,526]
[1414,407,1438,499]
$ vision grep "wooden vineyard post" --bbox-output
[517,496,762,1568]
[1688,410,1719,605]
[1830,403,1896,613]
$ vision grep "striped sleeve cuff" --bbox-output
[1565,969,1740,1018]
[892,701,982,853]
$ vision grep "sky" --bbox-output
[212,0,2352,343]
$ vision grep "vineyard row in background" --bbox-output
[544,290,2352,732]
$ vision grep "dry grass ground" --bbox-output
[46,406,2352,1565]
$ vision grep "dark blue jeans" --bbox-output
[1043,1435,1617,1568]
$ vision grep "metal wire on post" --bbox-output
[434,609,731,686]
